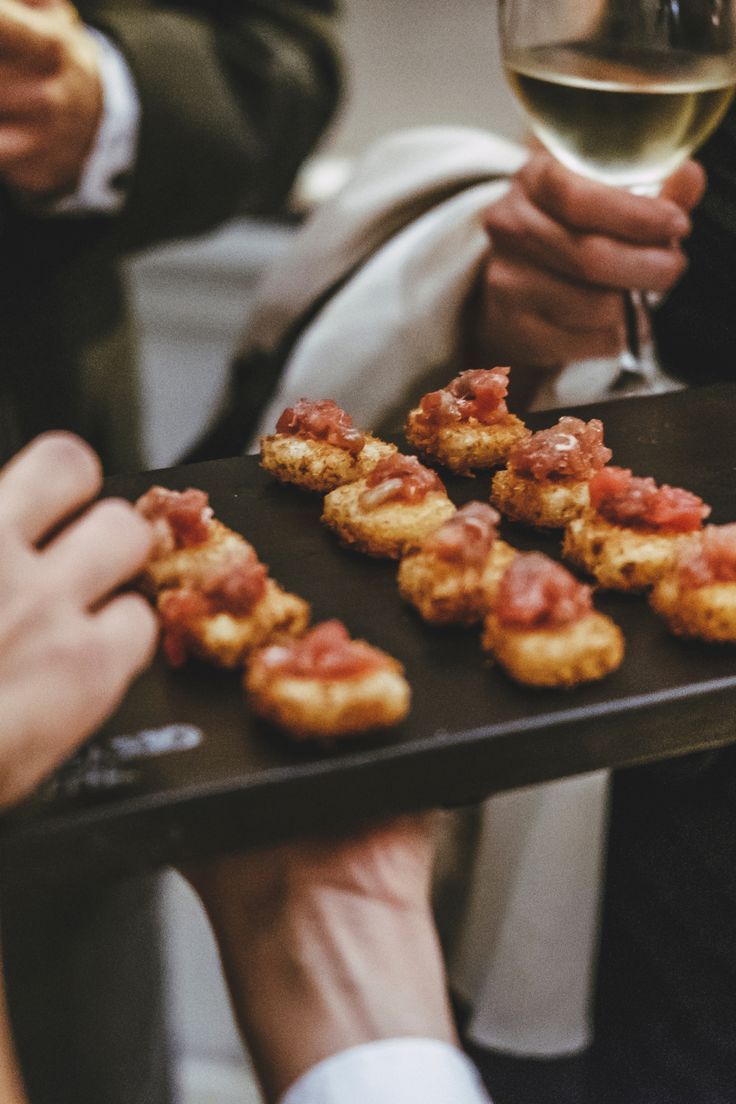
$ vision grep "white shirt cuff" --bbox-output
[280,1038,491,1104]
[52,29,140,215]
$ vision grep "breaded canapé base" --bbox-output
[245,662,411,741]
[322,482,456,559]
[160,579,310,668]
[404,411,529,475]
[650,576,736,642]
[259,433,396,493]
[143,521,252,595]
[481,610,624,687]
[491,469,590,529]
[562,513,687,592]
[398,539,517,625]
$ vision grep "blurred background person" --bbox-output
[0,0,340,1101]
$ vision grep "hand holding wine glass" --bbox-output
[498,0,736,374]
[470,148,705,392]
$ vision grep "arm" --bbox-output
[0,431,158,1104]
[0,0,341,248]
[94,0,342,247]
[192,817,489,1104]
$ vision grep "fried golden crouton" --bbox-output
[491,469,590,528]
[480,550,623,687]
[404,366,529,475]
[564,466,711,591]
[650,576,736,641]
[490,416,611,528]
[650,525,736,641]
[135,485,257,596]
[563,513,686,592]
[259,432,396,493]
[482,609,625,687]
[399,540,516,625]
[397,502,516,624]
[143,520,254,595]
[322,482,456,559]
[405,411,530,475]
[321,453,456,558]
[158,578,310,669]
[245,620,410,740]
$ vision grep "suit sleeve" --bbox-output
[90,0,342,250]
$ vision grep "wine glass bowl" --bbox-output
[499,0,736,373]
[500,0,736,194]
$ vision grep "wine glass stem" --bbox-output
[621,289,646,371]
[619,180,660,374]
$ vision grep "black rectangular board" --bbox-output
[3,383,736,889]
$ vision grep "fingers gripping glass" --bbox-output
[498,0,736,379]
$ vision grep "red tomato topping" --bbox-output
[198,555,268,615]
[157,556,268,666]
[509,417,611,481]
[158,589,211,667]
[588,467,710,532]
[677,524,736,587]
[495,552,593,629]
[257,620,391,679]
[276,398,365,456]
[418,367,511,427]
[136,486,213,551]
[360,453,444,509]
[426,502,500,568]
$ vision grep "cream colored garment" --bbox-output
[244,126,678,1058]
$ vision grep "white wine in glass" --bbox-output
[499,0,736,365]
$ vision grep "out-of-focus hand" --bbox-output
[191,814,455,1102]
[0,0,103,199]
[0,432,156,808]
[470,150,706,378]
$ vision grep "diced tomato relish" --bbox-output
[418,367,511,427]
[276,399,365,456]
[360,453,444,509]
[677,524,736,587]
[589,467,709,532]
[509,417,611,481]
[495,552,593,629]
[256,620,390,679]
[426,502,500,568]
[136,486,213,549]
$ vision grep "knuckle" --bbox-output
[483,257,513,297]
[485,184,527,240]
[39,34,64,74]
[38,76,66,119]
[569,235,608,282]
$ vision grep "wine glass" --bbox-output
[498,0,736,377]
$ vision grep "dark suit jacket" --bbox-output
[0,0,341,472]
[654,96,736,386]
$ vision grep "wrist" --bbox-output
[208,886,456,1101]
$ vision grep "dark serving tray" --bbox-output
[3,382,736,889]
